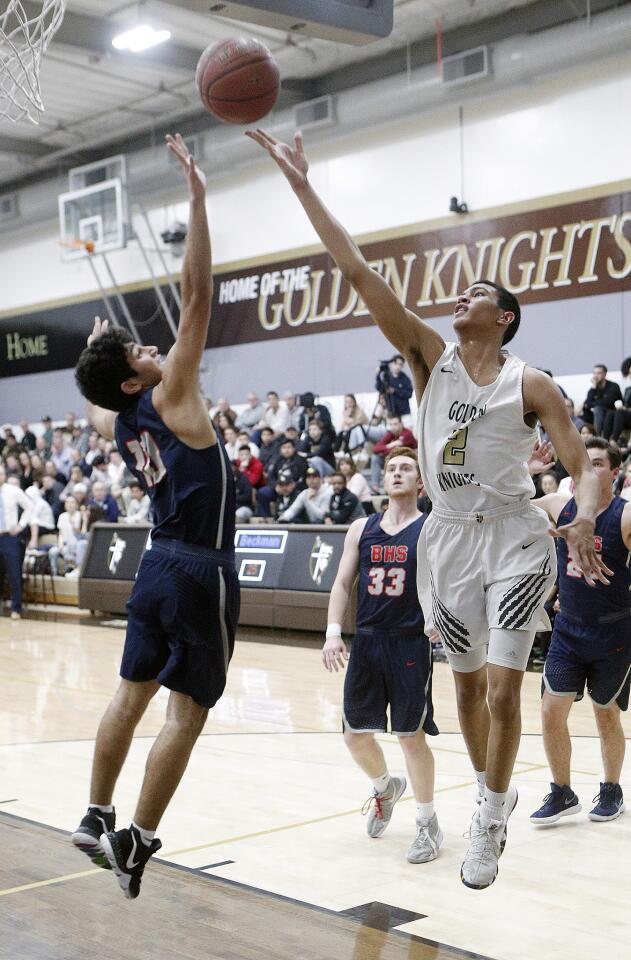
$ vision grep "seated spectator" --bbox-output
[89,455,109,487]
[237,445,264,488]
[611,356,631,445]
[61,464,92,502]
[272,470,301,519]
[107,450,130,488]
[335,393,369,453]
[298,392,334,441]
[211,397,238,431]
[83,432,101,468]
[18,450,36,491]
[120,481,151,524]
[235,392,264,432]
[19,420,36,451]
[538,471,559,496]
[324,472,365,524]
[564,397,583,432]
[69,423,89,457]
[258,427,280,473]
[47,495,87,575]
[45,458,67,486]
[4,452,22,481]
[233,463,254,524]
[619,460,631,502]
[50,429,73,479]
[236,430,259,458]
[278,466,333,524]
[338,457,373,510]
[215,413,235,439]
[89,481,119,522]
[222,426,239,461]
[257,439,307,517]
[41,472,64,520]
[370,416,417,490]
[283,391,302,430]
[253,390,290,443]
[580,422,596,440]
[299,420,336,476]
[580,363,622,437]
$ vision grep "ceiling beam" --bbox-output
[22,1,202,73]
[0,135,53,158]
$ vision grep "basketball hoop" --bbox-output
[0,0,67,124]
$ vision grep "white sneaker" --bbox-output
[363,775,406,838]
[461,785,518,889]
[407,813,443,863]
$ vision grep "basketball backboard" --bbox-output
[58,180,126,261]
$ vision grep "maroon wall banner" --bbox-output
[208,185,631,349]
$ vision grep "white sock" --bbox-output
[416,801,434,822]
[131,821,156,845]
[480,787,508,827]
[371,771,392,794]
[474,770,486,794]
[89,803,113,813]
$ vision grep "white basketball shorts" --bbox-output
[417,501,556,672]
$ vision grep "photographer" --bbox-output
[297,392,335,441]
[375,354,413,422]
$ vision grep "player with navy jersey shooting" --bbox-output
[71,134,239,900]
[324,448,441,865]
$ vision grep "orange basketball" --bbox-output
[196,38,280,125]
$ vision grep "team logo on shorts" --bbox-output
[107,533,127,575]
[309,536,334,585]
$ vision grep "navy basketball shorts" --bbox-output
[121,538,240,709]
[343,628,439,737]
[543,613,631,710]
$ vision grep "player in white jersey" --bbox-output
[247,127,611,889]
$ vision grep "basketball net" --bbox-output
[0,0,66,124]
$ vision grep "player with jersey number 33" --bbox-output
[247,126,611,890]
[70,134,239,901]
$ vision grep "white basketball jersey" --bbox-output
[417,341,536,513]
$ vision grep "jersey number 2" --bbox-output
[126,432,167,487]
[443,426,468,466]
[367,567,406,596]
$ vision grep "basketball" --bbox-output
[195,38,280,125]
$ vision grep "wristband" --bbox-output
[326,622,342,639]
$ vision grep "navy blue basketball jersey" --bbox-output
[556,496,631,625]
[115,389,235,551]
[356,513,426,631]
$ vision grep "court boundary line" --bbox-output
[0,809,499,960]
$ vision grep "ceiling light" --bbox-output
[112,24,171,53]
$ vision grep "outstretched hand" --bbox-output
[322,635,349,673]
[166,133,206,202]
[549,518,613,587]
[527,439,554,476]
[87,315,109,347]
[246,129,309,191]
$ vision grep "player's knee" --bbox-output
[593,702,621,726]
[487,683,521,718]
[398,732,427,755]
[343,728,374,750]
[455,677,487,714]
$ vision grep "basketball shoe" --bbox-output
[100,826,162,899]
[460,784,518,889]
[407,813,443,863]
[588,783,625,822]
[363,775,407,838]
[71,806,116,868]
[530,783,581,825]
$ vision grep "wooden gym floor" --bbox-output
[1,616,630,960]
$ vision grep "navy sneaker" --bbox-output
[530,784,581,825]
[71,806,116,868]
[101,826,162,900]
[588,782,625,822]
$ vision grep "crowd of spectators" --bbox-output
[3,354,631,601]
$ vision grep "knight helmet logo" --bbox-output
[108,533,127,574]
[309,536,334,585]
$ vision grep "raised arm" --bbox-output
[160,134,212,400]
[524,367,612,585]
[84,318,117,440]
[246,129,445,398]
